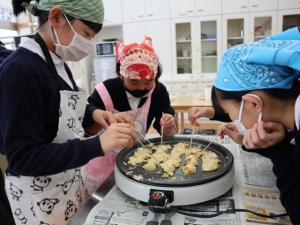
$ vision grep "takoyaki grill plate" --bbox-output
[116,136,234,187]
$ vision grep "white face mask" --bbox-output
[233,94,262,135]
[53,14,93,62]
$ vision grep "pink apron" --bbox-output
[83,82,155,189]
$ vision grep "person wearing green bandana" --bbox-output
[0,1,136,224]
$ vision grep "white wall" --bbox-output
[0,0,12,9]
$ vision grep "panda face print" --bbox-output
[68,95,80,110]
[37,198,60,215]
[31,177,52,192]
[73,169,82,183]
[64,200,77,221]
[14,208,27,224]
[9,183,23,201]
[56,179,74,195]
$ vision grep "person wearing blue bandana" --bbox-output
[212,27,300,224]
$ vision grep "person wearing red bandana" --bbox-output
[82,37,177,188]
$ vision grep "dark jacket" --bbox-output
[210,109,299,224]
[0,47,102,176]
[0,45,12,64]
[83,77,175,134]
[0,44,15,225]
[244,132,299,224]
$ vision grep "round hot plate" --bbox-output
[116,136,233,187]
[115,136,235,206]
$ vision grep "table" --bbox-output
[68,135,289,225]
[171,94,211,129]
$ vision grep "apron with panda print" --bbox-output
[83,82,154,188]
[4,33,93,225]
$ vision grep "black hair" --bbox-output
[116,62,163,83]
[211,86,228,116]
[116,62,121,76]
[12,0,28,16]
[213,79,300,104]
[12,0,102,33]
[156,63,162,81]
[37,11,102,33]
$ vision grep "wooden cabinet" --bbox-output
[102,0,123,26]
[195,0,222,16]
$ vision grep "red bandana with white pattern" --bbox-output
[116,36,159,80]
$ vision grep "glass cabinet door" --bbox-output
[253,16,272,41]
[227,18,245,48]
[175,23,193,75]
[282,14,300,31]
[200,20,218,74]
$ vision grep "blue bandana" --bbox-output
[214,27,300,91]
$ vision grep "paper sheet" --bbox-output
[84,136,291,225]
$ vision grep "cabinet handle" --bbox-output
[138,15,144,18]
[240,5,247,8]
[197,9,204,12]
[187,10,193,13]
[148,14,154,17]
[252,4,258,7]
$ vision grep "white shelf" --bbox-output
[254,35,268,39]
[201,38,217,41]
[227,36,243,40]
[177,57,192,59]
[201,55,217,58]
[176,40,192,43]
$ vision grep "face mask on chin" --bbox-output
[53,14,93,62]
[233,94,262,135]
[125,88,150,98]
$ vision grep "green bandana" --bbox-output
[23,0,104,24]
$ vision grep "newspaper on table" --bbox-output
[84,186,239,225]
[84,135,291,225]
